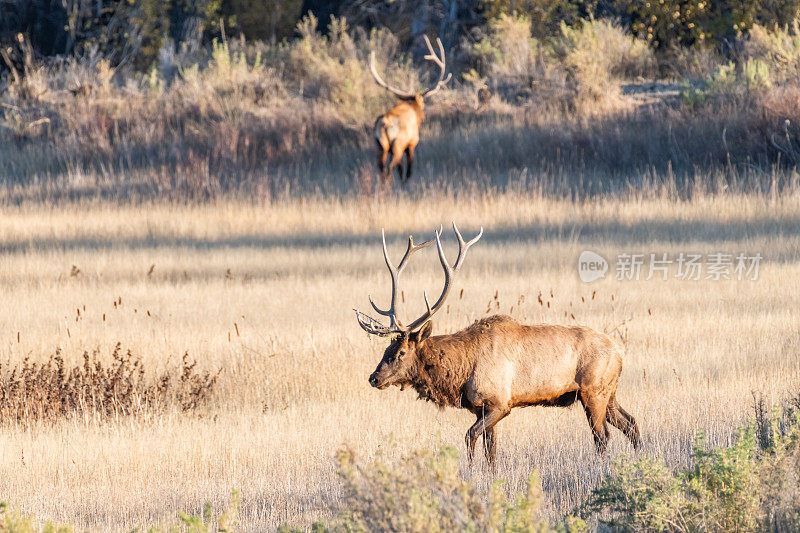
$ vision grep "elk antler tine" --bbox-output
[411,234,436,249]
[369,50,416,99]
[452,221,465,246]
[369,295,392,316]
[470,227,484,246]
[397,234,435,275]
[422,36,445,66]
[399,236,414,270]
[450,222,483,271]
[380,229,395,273]
[434,226,452,270]
[423,35,434,57]
[403,222,480,332]
[421,36,448,96]
[354,309,394,336]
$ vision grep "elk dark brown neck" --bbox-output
[407,334,475,409]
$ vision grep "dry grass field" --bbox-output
[0,190,798,530]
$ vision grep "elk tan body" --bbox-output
[356,224,639,467]
[374,96,424,183]
[369,37,450,185]
[370,315,639,464]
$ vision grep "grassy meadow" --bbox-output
[3,9,800,531]
[0,190,798,530]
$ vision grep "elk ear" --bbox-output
[413,321,433,343]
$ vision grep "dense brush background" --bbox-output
[2,0,800,200]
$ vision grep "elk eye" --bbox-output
[398,350,406,357]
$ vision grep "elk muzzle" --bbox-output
[368,371,389,389]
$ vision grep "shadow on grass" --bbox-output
[2,218,798,256]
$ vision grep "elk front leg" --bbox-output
[466,407,508,467]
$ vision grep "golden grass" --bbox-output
[0,190,798,530]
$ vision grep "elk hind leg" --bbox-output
[581,391,610,455]
[386,145,404,185]
[466,407,508,468]
[377,145,388,175]
[403,145,415,183]
[394,148,404,183]
[606,393,641,449]
[482,425,498,469]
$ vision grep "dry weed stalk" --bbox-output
[0,343,220,425]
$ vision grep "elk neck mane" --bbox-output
[395,96,425,124]
[407,316,504,409]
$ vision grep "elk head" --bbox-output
[369,36,451,185]
[355,223,483,389]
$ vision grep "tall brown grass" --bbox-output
[1,13,800,532]
[0,343,219,425]
[0,192,797,530]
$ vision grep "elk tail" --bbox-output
[374,117,392,153]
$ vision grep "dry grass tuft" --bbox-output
[0,343,219,425]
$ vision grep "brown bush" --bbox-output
[0,343,220,424]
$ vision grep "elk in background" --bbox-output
[355,224,640,467]
[369,36,451,185]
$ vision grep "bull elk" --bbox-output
[369,36,451,185]
[355,224,640,466]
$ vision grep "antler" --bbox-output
[369,51,417,99]
[421,36,451,97]
[369,36,451,99]
[355,223,482,337]
[353,309,396,337]
[404,223,482,331]
[357,230,434,335]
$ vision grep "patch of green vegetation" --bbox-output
[280,444,586,532]
[584,393,800,532]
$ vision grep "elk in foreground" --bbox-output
[355,224,640,466]
[369,36,451,185]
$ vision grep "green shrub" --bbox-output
[146,490,241,532]
[479,0,598,39]
[680,52,773,105]
[742,22,800,82]
[281,444,587,532]
[742,58,772,89]
[585,394,800,532]
[282,14,410,122]
[553,18,654,109]
[469,14,552,87]
[469,15,652,108]
[0,501,73,532]
[557,18,655,80]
